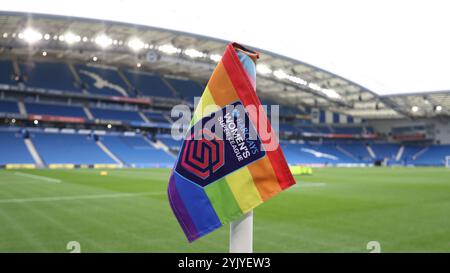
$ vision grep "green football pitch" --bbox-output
[0,167,449,252]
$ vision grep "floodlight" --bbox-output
[128,38,145,51]
[209,54,222,62]
[95,34,112,48]
[158,44,180,55]
[256,64,272,75]
[22,28,42,43]
[184,48,205,58]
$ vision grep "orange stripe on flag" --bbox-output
[207,62,240,107]
[247,156,282,201]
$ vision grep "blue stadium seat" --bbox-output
[280,142,357,165]
[0,100,20,114]
[31,132,114,165]
[158,135,182,151]
[20,61,80,93]
[410,145,450,166]
[401,145,426,163]
[0,131,34,164]
[76,64,130,97]
[166,78,203,99]
[0,60,17,85]
[123,70,174,98]
[370,143,400,160]
[333,126,363,134]
[338,142,372,162]
[90,108,144,122]
[25,102,87,118]
[145,112,170,123]
[101,134,175,167]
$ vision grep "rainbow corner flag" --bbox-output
[167,42,296,242]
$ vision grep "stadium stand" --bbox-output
[409,145,450,166]
[25,102,87,118]
[123,70,175,98]
[90,107,144,122]
[19,61,80,93]
[0,100,19,114]
[30,131,115,165]
[100,134,174,167]
[0,131,35,164]
[280,141,359,165]
[0,60,16,85]
[166,78,203,99]
[337,142,372,162]
[370,143,400,160]
[144,111,170,124]
[76,64,130,97]
[158,134,182,152]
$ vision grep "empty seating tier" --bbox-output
[100,134,175,167]
[19,61,80,93]
[25,102,87,118]
[0,131,34,164]
[77,64,129,97]
[123,70,174,98]
[31,132,114,165]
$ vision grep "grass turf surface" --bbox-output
[0,167,449,252]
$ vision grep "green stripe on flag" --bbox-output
[205,178,243,224]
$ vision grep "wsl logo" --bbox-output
[180,129,225,180]
[175,101,266,188]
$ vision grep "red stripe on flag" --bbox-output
[221,43,295,190]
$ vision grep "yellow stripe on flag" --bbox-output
[225,167,263,213]
[190,87,220,126]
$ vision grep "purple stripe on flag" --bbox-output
[167,174,199,241]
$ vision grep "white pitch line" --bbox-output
[0,191,164,204]
[14,172,62,183]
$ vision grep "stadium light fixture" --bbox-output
[2,32,8,38]
[33,120,39,125]
[184,48,205,58]
[107,124,112,129]
[256,64,272,75]
[92,56,98,62]
[158,44,180,55]
[209,54,222,62]
[273,69,288,79]
[58,35,65,41]
[11,118,16,124]
[64,32,81,44]
[411,105,419,112]
[128,38,145,51]
[136,62,142,68]
[43,33,50,40]
[95,34,113,48]
[435,105,443,112]
[22,28,42,44]
[288,75,307,86]
[82,36,88,42]
[308,82,341,99]
[320,88,341,99]
[42,51,47,56]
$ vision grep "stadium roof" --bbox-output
[0,11,449,119]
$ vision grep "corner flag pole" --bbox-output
[229,210,253,253]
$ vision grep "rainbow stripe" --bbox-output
[168,43,296,242]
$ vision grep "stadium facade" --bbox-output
[1,11,450,168]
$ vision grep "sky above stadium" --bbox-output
[2,0,450,95]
